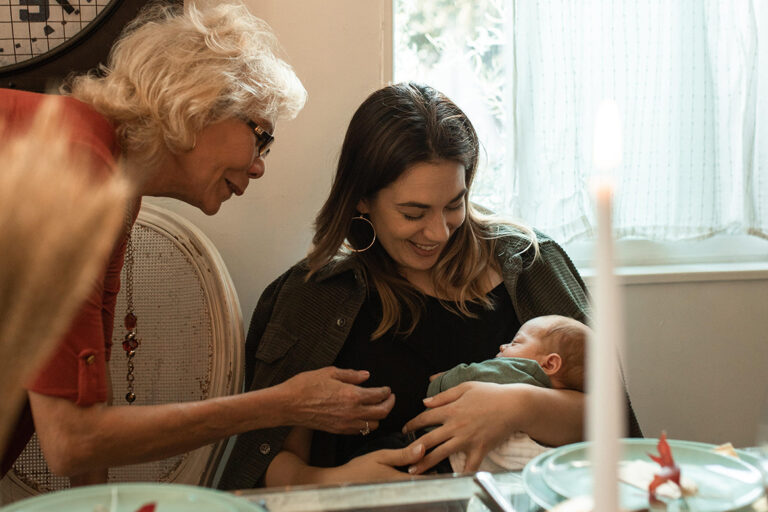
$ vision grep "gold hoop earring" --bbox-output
[343,215,376,253]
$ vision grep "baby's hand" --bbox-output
[428,372,445,382]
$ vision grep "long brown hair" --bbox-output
[308,83,536,338]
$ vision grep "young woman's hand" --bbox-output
[276,366,395,435]
[332,443,425,483]
[403,382,584,474]
[402,382,526,474]
[265,428,424,487]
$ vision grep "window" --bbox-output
[394,0,768,267]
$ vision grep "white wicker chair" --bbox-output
[1,202,244,503]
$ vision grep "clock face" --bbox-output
[0,0,120,73]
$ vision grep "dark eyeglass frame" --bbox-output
[246,119,275,158]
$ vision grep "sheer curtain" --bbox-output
[395,0,768,243]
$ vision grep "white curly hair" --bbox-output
[67,2,306,170]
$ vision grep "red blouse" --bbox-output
[0,88,139,475]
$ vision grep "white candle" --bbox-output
[588,99,626,512]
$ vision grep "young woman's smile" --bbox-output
[357,159,467,285]
[409,240,440,256]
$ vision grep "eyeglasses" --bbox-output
[246,119,275,159]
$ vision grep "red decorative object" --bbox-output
[124,312,137,330]
[135,503,156,512]
[647,432,681,504]
[122,336,139,353]
[123,217,140,403]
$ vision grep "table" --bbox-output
[234,447,768,512]
[234,472,538,512]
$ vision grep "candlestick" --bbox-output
[588,98,626,512]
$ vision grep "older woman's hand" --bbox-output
[277,366,396,435]
[402,381,526,474]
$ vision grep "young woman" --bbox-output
[219,82,642,489]
[0,3,394,484]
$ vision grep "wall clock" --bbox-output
[0,0,161,92]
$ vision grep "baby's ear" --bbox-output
[540,353,563,376]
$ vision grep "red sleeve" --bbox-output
[3,89,125,406]
[29,279,110,406]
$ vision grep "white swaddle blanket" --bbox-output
[449,431,551,473]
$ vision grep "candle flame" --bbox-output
[593,99,623,171]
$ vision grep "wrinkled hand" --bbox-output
[334,443,425,484]
[278,366,395,435]
[403,381,523,474]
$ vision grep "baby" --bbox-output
[428,314,589,472]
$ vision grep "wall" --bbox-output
[606,271,768,447]
[160,0,767,448]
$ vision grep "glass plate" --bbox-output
[1,483,267,512]
[542,439,765,512]
[521,449,562,510]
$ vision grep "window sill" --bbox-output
[578,261,768,285]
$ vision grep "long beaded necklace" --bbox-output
[121,216,140,404]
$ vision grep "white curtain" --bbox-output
[511,0,767,242]
[396,0,768,243]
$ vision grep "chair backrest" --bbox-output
[1,202,244,502]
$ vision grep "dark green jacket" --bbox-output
[218,231,641,490]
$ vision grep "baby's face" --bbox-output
[496,319,549,360]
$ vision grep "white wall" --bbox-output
[161,1,768,448]
[614,272,768,447]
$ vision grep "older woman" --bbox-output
[218,82,641,489]
[0,3,393,483]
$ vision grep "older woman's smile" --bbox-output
[225,178,244,197]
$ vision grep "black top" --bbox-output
[310,282,521,468]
